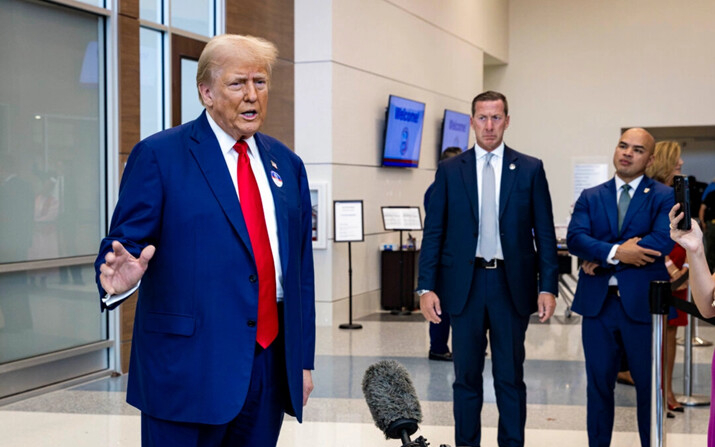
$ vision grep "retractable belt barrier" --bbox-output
[650,281,713,447]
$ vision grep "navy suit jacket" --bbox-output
[418,146,559,317]
[567,176,673,323]
[94,111,315,424]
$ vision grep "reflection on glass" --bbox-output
[181,58,203,124]
[140,0,162,23]
[0,266,104,364]
[141,27,164,139]
[172,0,213,37]
[0,0,107,364]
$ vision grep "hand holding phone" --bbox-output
[673,175,691,231]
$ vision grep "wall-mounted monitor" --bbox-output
[381,95,425,168]
[440,109,471,155]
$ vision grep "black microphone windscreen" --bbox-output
[362,360,423,439]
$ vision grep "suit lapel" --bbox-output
[598,178,619,237]
[499,146,518,219]
[255,133,290,277]
[459,149,480,225]
[621,176,653,233]
[187,111,254,254]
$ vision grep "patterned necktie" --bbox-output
[234,140,278,349]
[618,184,631,232]
[480,152,497,260]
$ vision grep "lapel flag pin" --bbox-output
[271,171,283,188]
[271,160,278,169]
[509,163,516,170]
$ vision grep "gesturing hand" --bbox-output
[614,237,661,266]
[99,241,155,295]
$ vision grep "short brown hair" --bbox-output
[196,34,278,106]
[471,91,508,116]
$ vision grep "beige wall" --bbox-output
[296,0,507,324]
[485,0,715,226]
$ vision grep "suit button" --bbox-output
[247,320,256,327]
[249,275,257,283]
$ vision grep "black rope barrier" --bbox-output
[667,293,715,326]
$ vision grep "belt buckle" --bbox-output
[485,259,497,269]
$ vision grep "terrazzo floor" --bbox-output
[1,299,712,446]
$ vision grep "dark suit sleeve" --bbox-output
[418,166,447,291]
[567,190,615,264]
[297,160,316,370]
[635,187,675,255]
[94,141,163,307]
[531,160,559,295]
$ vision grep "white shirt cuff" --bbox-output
[607,244,620,265]
[102,281,140,307]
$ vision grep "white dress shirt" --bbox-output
[606,174,643,286]
[207,112,284,299]
[474,142,505,260]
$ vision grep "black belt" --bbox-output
[474,257,504,269]
[608,285,619,297]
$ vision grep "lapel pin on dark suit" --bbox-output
[509,163,516,170]
[644,188,650,194]
[270,160,278,169]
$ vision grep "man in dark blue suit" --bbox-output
[418,91,559,447]
[95,34,315,447]
[567,128,674,447]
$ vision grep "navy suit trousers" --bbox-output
[582,293,651,447]
[450,264,530,447]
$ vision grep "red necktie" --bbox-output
[234,140,278,348]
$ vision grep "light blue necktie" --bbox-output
[618,184,631,232]
[480,153,497,260]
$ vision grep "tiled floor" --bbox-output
[1,299,712,446]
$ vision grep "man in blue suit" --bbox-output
[418,91,559,447]
[95,35,315,447]
[567,128,674,447]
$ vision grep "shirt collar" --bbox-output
[205,110,258,157]
[475,142,505,160]
[615,174,644,192]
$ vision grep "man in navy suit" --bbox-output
[95,34,315,447]
[418,91,559,447]
[567,128,673,447]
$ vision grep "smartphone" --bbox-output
[673,175,691,231]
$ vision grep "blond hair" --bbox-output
[196,34,278,106]
[646,141,681,185]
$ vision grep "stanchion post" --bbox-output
[677,286,709,406]
[340,241,362,330]
[649,281,670,447]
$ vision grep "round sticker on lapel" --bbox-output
[271,171,283,187]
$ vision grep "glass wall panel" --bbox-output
[181,58,203,124]
[140,0,162,23]
[140,27,164,139]
[0,0,106,364]
[171,0,213,37]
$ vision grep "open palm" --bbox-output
[99,241,155,295]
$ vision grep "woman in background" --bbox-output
[645,141,687,412]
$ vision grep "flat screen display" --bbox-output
[440,109,471,154]
[381,95,425,168]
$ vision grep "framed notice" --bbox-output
[381,206,422,231]
[309,181,328,249]
[334,200,364,242]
